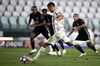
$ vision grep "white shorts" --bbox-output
[47,30,70,45]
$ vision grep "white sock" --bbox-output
[49,45,53,52]
[73,40,86,45]
[33,47,46,61]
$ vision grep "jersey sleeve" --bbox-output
[80,19,85,25]
[29,13,33,19]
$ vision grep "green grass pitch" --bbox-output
[0,48,100,66]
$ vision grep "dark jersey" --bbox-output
[42,14,54,36]
[73,19,88,34]
[29,11,45,28]
[73,18,90,40]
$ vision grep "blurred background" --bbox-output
[0,0,100,48]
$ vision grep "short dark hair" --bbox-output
[32,6,37,9]
[73,13,79,16]
[47,2,55,7]
[42,9,47,12]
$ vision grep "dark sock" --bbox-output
[74,45,85,53]
[58,40,65,49]
[30,37,35,49]
[87,43,97,51]
[52,45,56,51]
[54,44,59,51]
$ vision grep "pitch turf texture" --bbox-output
[0,48,100,66]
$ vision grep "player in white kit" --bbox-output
[27,2,90,62]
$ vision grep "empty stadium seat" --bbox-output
[42,0,49,6]
[81,7,88,14]
[92,18,100,29]
[0,5,6,12]
[91,1,98,8]
[97,7,100,13]
[79,13,86,19]
[89,7,96,14]
[7,5,14,12]
[24,5,31,13]
[15,5,23,13]
[10,0,17,6]
[75,1,82,8]
[59,1,66,7]
[57,6,64,13]
[87,13,94,19]
[26,0,33,7]
[2,0,9,6]
[13,11,20,17]
[4,11,11,17]
[65,7,72,14]
[73,7,80,13]
[35,0,42,7]
[83,1,90,8]
[95,13,100,19]
[68,18,74,27]
[0,12,3,17]
[18,17,27,29]
[0,16,9,29]
[21,11,29,18]
[67,1,74,7]
[9,16,17,29]
[18,0,26,7]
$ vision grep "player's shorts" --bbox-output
[76,32,89,41]
[47,30,70,45]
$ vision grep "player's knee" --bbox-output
[65,42,73,46]
[31,33,36,38]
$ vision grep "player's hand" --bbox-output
[73,27,79,30]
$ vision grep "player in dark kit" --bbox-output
[28,6,50,55]
[68,13,98,57]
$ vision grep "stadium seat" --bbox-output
[57,6,64,13]
[9,16,17,29]
[68,18,74,27]
[63,13,70,19]
[21,11,29,18]
[79,13,86,19]
[91,1,98,8]
[10,0,17,6]
[83,1,90,8]
[67,1,74,7]
[89,7,96,14]
[65,7,72,15]
[92,18,100,29]
[0,12,3,17]
[59,1,66,7]
[81,7,88,14]
[13,11,20,17]
[18,0,26,7]
[2,0,9,6]
[0,16,9,29]
[18,17,27,29]
[97,7,100,13]
[24,5,31,13]
[15,5,23,13]
[35,0,42,7]
[95,13,100,19]
[75,1,82,8]
[43,0,50,6]
[87,13,94,19]
[73,7,80,13]
[0,5,6,12]
[4,11,11,17]
[7,5,14,12]
[26,0,33,7]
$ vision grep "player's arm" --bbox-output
[56,14,64,22]
[77,23,86,29]
[68,27,75,37]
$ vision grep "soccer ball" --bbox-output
[20,56,29,63]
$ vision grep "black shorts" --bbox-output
[76,33,89,41]
[32,27,49,39]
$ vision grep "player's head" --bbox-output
[73,13,79,21]
[42,9,47,15]
[31,6,38,13]
[47,2,55,13]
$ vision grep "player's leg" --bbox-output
[28,34,60,62]
[58,40,67,55]
[29,30,40,55]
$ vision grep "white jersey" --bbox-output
[53,9,65,32]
